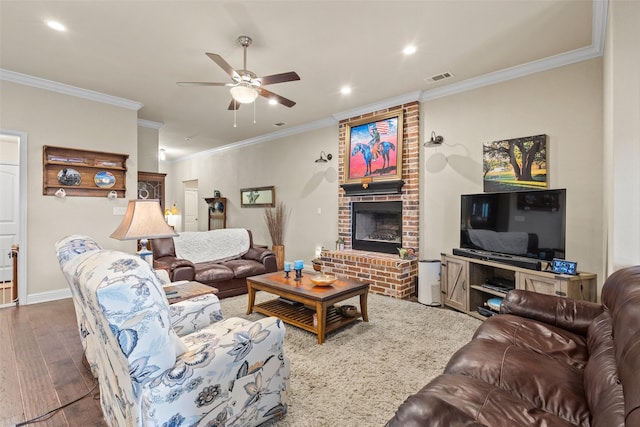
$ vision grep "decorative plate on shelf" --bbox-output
[94,171,116,188]
[57,168,82,186]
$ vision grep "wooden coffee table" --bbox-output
[246,271,369,344]
[165,281,218,304]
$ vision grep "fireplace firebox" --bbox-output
[351,201,402,254]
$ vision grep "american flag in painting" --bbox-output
[374,120,389,134]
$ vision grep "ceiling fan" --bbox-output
[177,35,300,110]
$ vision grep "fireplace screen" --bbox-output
[351,201,402,254]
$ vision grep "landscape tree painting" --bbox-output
[483,134,547,192]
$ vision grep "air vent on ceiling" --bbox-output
[424,72,454,84]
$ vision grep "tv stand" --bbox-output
[452,248,542,271]
[440,253,597,321]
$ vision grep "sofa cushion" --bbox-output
[472,314,589,369]
[194,262,235,283]
[388,374,578,427]
[223,259,267,279]
[444,339,589,426]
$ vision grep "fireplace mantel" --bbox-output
[340,180,405,196]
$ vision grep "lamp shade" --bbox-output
[230,83,259,104]
[110,199,177,240]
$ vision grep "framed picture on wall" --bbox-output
[240,186,275,208]
[344,110,403,184]
[483,134,547,192]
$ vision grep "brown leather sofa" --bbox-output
[151,230,277,298]
[387,265,640,427]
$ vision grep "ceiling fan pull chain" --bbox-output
[233,104,237,128]
[253,101,256,124]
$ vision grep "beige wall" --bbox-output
[0,80,139,301]
[138,125,159,173]
[604,0,640,271]
[420,58,606,287]
[163,125,339,264]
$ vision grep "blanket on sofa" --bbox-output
[173,228,250,264]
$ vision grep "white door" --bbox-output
[184,188,199,231]
[0,164,19,282]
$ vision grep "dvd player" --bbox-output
[453,248,542,271]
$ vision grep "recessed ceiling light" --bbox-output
[268,99,278,105]
[340,86,352,95]
[403,45,417,55]
[46,20,66,32]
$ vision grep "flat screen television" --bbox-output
[459,189,566,261]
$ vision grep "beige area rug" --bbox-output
[219,292,482,427]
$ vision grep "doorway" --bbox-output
[184,180,199,232]
[0,130,27,306]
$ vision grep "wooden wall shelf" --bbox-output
[205,197,227,230]
[43,146,129,198]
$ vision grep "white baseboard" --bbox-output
[26,288,72,305]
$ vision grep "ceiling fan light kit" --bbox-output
[230,83,259,104]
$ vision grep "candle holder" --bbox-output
[284,270,290,279]
[294,268,303,281]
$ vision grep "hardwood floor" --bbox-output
[0,298,106,427]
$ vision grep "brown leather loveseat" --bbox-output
[151,228,277,298]
[387,265,640,426]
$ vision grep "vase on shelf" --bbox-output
[272,244,285,271]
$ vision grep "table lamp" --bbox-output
[110,199,177,263]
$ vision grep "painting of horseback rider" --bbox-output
[345,111,403,183]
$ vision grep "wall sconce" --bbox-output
[315,151,333,163]
[159,148,166,161]
[424,131,444,147]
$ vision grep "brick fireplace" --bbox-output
[321,102,420,299]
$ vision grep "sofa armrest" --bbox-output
[243,247,278,272]
[169,294,223,336]
[500,289,603,336]
[153,256,195,282]
[243,247,274,262]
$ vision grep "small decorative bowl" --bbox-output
[340,305,357,317]
[309,274,337,286]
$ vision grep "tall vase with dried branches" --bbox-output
[264,201,289,270]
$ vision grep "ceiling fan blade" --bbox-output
[258,87,296,108]
[258,71,300,86]
[227,99,241,110]
[206,53,240,80]
[176,82,229,86]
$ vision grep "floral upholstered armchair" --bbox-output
[56,236,290,426]
[56,235,226,377]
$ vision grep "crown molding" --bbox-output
[0,68,143,111]
[592,0,609,55]
[421,0,607,103]
[137,119,163,129]
[170,117,337,163]
[332,91,422,122]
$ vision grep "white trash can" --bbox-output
[418,259,441,306]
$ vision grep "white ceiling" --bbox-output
[0,1,597,161]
